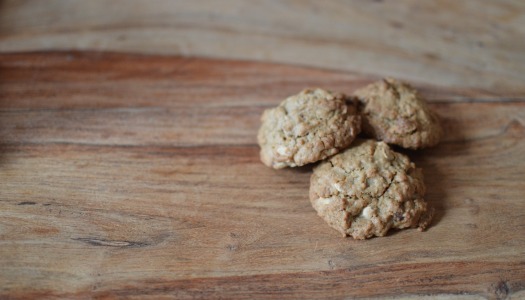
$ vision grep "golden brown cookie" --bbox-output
[309,139,433,239]
[257,88,361,169]
[354,78,442,149]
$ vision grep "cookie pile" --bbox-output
[257,78,441,239]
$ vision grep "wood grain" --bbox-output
[0,52,524,299]
[1,1,525,93]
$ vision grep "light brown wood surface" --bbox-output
[0,52,524,299]
[1,0,525,93]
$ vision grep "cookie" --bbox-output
[309,139,433,239]
[353,78,442,149]
[257,88,361,169]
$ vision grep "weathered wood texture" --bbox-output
[1,0,525,93]
[0,52,524,299]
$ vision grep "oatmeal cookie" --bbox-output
[353,78,442,149]
[309,139,433,239]
[257,88,361,169]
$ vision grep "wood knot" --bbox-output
[504,119,525,138]
[491,280,509,299]
[226,244,238,252]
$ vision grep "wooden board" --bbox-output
[0,52,524,299]
[1,1,525,93]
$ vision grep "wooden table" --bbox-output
[1,1,524,299]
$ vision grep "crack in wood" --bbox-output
[72,237,150,248]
